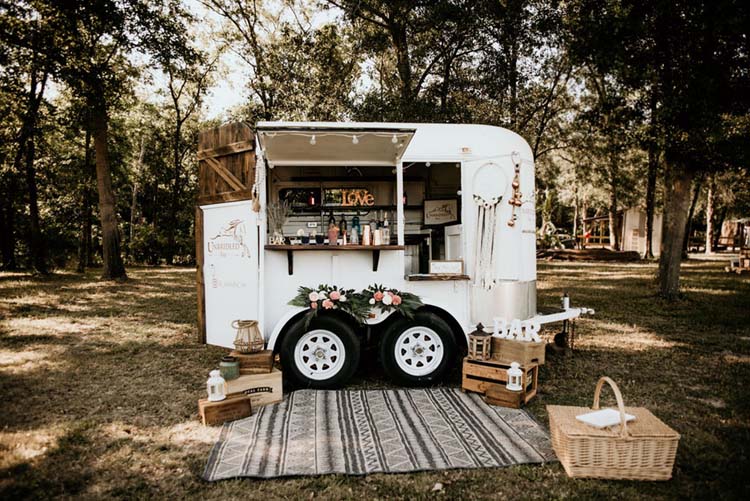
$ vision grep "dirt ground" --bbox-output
[1,259,748,499]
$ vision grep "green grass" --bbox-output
[1,260,748,499]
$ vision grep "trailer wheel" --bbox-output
[280,315,360,389]
[380,312,456,386]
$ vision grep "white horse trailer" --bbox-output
[198,122,591,388]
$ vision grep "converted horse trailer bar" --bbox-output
[196,122,591,389]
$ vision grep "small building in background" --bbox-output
[581,208,662,256]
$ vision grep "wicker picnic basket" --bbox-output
[547,377,680,481]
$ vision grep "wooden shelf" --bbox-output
[407,274,471,281]
[265,245,404,251]
[264,245,405,275]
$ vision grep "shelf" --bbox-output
[264,245,405,275]
[407,274,471,281]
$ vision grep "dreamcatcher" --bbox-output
[471,162,508,289]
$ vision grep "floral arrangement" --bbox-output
[288,285,370,326]
[288,283,424,323]
[360,284,423,319]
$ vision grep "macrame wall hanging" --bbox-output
[251,148,265,213]
[471,162,508,289]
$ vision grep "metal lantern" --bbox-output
[468,323,492,360]
[232,319,264,353]
[506,362,523,392]
[207,370,226,402]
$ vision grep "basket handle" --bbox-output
[231,320,240,329]
[592,377,629,438]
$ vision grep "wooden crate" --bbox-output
[491,337,545,366]
[225,368,283,407]
[485,384,526,408]
[229,350,274,374]
[198,395,252,426]
[461,358,538,404]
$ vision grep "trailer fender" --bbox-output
[266,307,365,352]
[417,305,468,353]
[266,307,307,352]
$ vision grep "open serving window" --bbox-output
[256,123,463,278]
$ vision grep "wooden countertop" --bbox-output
[264,245,405,251]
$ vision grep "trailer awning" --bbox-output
[255,122,416,167]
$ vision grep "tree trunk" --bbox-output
[705,176,715,253]
[581,199,588,249]
[77,129,93,273]
[572,190,579,248]
[658,160,694,299]
[644,143,658,258]
[608,168,620,250]
[0,193,17,270]
[129,136,145,259]
[714,207,727,250]
[682,177,702,256]
[90,96,126,280]
[167,124,182,265]
[24,131,47,274]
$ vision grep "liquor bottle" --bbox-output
[339,215,348,245]
[328,211,336,227]
[383,213,390,244]
[352,215,361,234]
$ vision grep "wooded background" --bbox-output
[1,0,749,298]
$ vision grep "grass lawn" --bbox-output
[1,259,748,499]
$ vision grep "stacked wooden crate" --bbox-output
[198,350,283,426]
[462,336,546,408]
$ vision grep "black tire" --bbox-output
[280,315,360,389]
[380,311,457,387]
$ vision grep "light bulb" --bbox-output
[425,162,431,167]
[310,135,316,145]
[352,135,359,144]
[391,134,397,144]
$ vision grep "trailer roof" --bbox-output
[255,121,534,166]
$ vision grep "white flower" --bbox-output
[369,298,375,305]
[339,295,347,302]
[382,294,393,306]
[308,291,319,302]
[318,291,327,299]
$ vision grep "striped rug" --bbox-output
[203,388,555,480]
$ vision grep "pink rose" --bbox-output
[373,291,384,301]
[322,299,334,309]
[310,301,318,309]
[329,290,341,301]
[392,294,402,305]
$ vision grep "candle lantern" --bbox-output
[468,323,492,360]
[232,319,264,353]
[506,362,523,392]
[207,370,226,402]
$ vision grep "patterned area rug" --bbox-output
[204,388,555,480]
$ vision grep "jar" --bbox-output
[219,356,240,380]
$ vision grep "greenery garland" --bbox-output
[360,283,424,319]
[288,285,370,326]
[288,283,424,324]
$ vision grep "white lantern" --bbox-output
[506,362,523,392]
[207,370,226,402]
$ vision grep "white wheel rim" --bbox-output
[394,327,444,377]
[294,329,346,381]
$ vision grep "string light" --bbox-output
[352,135,359,144]
[309,135,316,145]
[391,134,398,144]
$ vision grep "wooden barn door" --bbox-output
[196,122,257,345]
